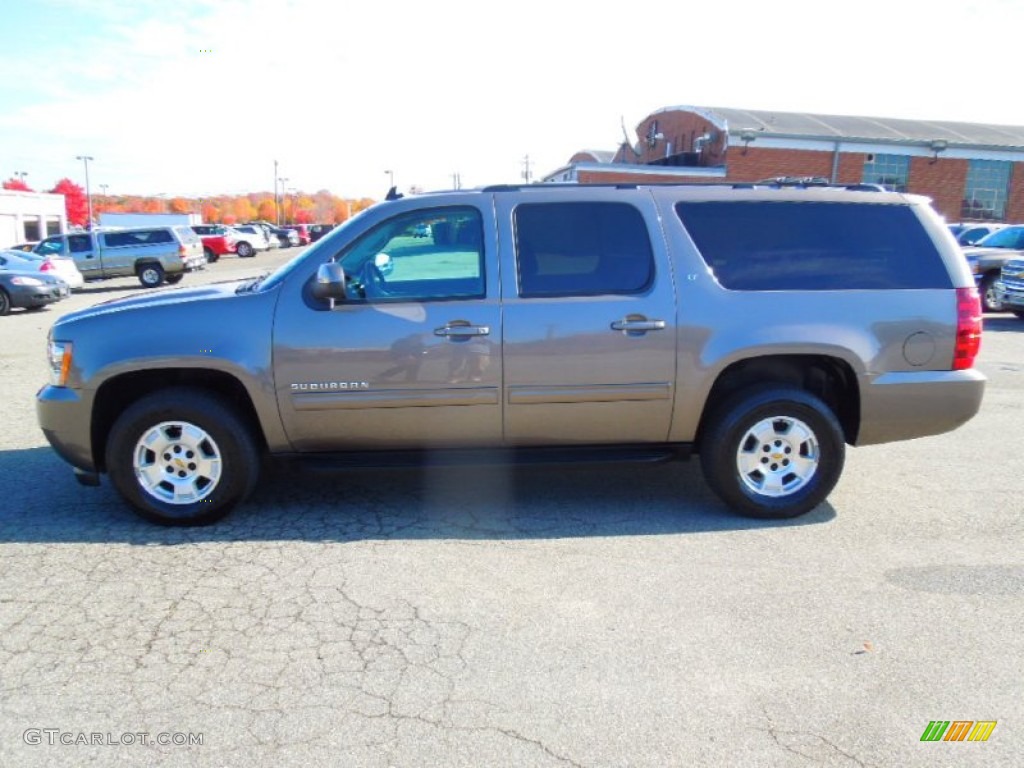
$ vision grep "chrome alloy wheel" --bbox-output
[133,421,223,504]
[736,416,820,498]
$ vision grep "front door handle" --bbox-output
[434,323,490,338]
[611,317,666,333]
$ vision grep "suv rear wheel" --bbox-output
[236,242,254,258]
[700,385,845,519]
[105,387,259,525]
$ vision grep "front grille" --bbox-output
[1002,259,1024,291]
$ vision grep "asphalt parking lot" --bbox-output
[1,247,1022,767]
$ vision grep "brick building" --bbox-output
[543,106,1024,223]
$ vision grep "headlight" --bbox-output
[48,339,73,387]
[11,276,44,286]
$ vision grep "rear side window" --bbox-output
[174,226,199,243]
[514,202,654,297]
[675,201,952,290]
[103,229,174,248]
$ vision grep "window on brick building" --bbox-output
[961,159,1012,221]
[862,154,909,192]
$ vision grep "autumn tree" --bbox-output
[169,197,192,214]
[202,203,221,223]
[141,198,165,213]
[233,198,257,221]
[2,178,33,192]
[257,199,277,222]
[49,178,89,227]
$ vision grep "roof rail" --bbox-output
[476,180,888,193]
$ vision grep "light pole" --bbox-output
[278,177,289,223]
[14,170,28,184]
[273,159,279,224]
[385,169,394,190]
[76,155,94,229]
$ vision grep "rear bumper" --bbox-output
[9,283,64,309]
[36,385,97,472]
[856,369,986,445]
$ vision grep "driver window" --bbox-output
[339,207,484,302]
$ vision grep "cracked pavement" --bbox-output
[1,254,1022,767]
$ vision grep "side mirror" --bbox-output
[312,262,348,301]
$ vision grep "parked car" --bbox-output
[227,225,270,256]
[269,226,300,248]
[283,224,311,245]
[0,264,69,315]
[961,224,1024,311]
[949,222,1007,246]
[33,226,205,288]
[191,225,239,263]
[995,258,1024,319]
[308,223,335,242]
[0,249,85,290]
[8,242,40,252]
[37,183,985,526]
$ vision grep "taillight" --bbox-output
[953,286,982,370]
[179,245,188,256]
[39,259,55,272]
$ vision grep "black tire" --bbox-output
[980,273,1004,313]
[165,273,185,284]
[0,288,10,316]
[204,247,219,264]
[105,387,260,526]
[236,241,254,258]
[699,385,845,519]
[1013,311,1024,320]
[137,263,165,288]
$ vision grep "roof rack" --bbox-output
[478,180,887,193]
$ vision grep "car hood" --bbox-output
[55,278,259,324]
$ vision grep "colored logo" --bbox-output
[920,721,997,742]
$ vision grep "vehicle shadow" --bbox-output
[0,447,836,545]
[983,316,1024,333]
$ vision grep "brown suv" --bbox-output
[37,183,985,525]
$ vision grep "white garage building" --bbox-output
[0,190,66,248]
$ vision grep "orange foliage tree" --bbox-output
[257,199,277,221]
[2,178,33,191]
[169,197,192,214]
[234,198,257,221]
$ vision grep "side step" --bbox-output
[287,444,692,472]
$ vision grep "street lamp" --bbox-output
[278,177,289,223]
[385,169,394,189]
[76,155,94,229]
[14,171,28,184]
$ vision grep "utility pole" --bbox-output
[273,159,279,224]
[521,155,532,184]
[385,169,394,190]
[451,172,461,190]
[76,155,94,229]
[99,183,108,197]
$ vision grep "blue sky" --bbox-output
[2,0,1022,199]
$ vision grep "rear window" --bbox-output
[102,229,174,248]
[174,226,200,243]
[675,201,952,290]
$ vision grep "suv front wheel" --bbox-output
[700,385,845,519]
[105,387,260,525]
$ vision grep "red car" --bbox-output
[191,225,239,263]
[283,224,311,246]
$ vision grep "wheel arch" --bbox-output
[696,354,860,448]
[92,369,267,473]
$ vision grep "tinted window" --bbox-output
[103,229,173,247]
[337,207,484,301]
[514,202,654,297]
[675,201,952,290]
[977,225,1024,249]
[36,238,64,256]
[68,235,92,253]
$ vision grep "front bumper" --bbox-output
[995,281,1024,310]
[856,369,986,445]
[36,385,97,473]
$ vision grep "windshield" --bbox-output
[976,226,1024,249]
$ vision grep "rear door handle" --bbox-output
[611,318,666,333]
[434,324,490,338]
